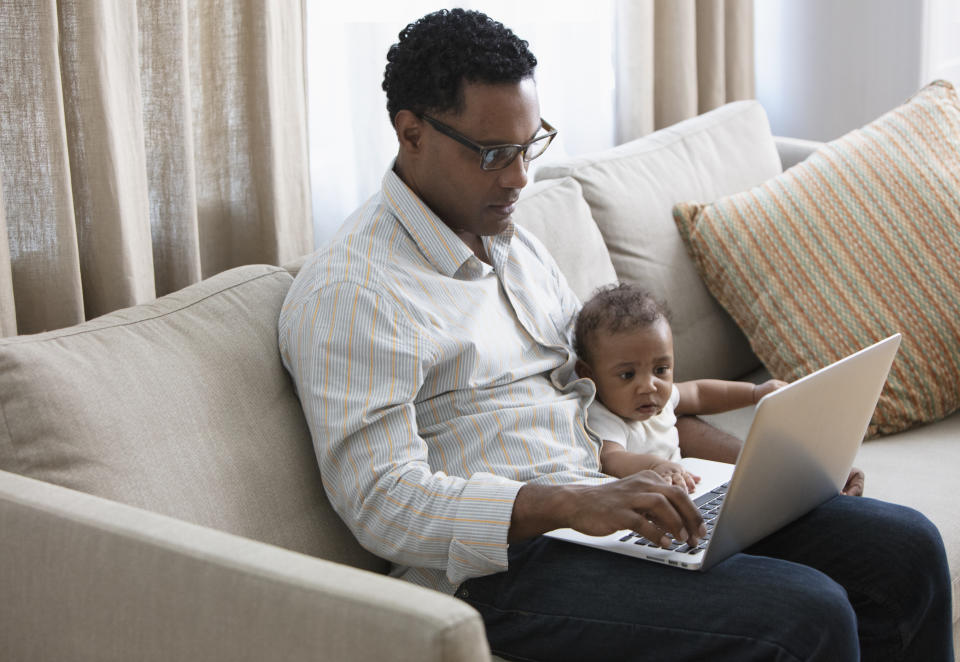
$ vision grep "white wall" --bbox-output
[754,0,929,141]
[922,0,960,85]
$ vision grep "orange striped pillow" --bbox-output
[673,80,960,436]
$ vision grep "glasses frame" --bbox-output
[421,114,557,171]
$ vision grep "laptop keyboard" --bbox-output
[617,482,729,554]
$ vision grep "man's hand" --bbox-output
[510,473,706,549]
[843,467,865,496]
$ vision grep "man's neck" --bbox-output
[457,231,491,264]
[393,158,492,265]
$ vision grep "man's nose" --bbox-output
[498,154,529,189]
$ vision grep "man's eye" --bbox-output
[483,148,512,169]
[482,150,502,168]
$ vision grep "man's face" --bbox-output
[409,78,542,238]
[583,318,676,423]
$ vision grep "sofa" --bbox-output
[1,95,957,660]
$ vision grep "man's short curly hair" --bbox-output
[383,9,538,123]
[574,283,671,365]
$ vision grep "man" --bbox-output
[279,9,952,660]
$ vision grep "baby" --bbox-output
[574,282,786,492]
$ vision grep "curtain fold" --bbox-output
[139,0,203,296]
[0,184,17,337]
[0,0,86,335]
[0,0,312,336]
[615,0,755,143]
[59,0,157,320]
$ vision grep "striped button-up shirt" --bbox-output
[279,165,609,594]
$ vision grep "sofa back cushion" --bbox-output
[512,176,618,303]
[535,101,782,381]
[0,265,387,574]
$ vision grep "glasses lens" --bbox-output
[481,147,521,171]
[523,134,554,162]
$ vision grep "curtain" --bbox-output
[615,0,755,143]
[0,0,312,337]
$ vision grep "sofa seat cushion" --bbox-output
[535,100,783,381]
[512,176,618,303]
[0,264,386,573]
[673,80,960,436]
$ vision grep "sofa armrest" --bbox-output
[774,136,825,170]
[0,470,490,662]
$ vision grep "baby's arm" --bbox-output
[599,441,699,492]
[675,378,787,416]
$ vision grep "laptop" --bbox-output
[544,334,902,571]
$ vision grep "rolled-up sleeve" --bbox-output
[281,281,523,585]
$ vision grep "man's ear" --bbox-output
[576,359,593,380]
[394,110,424,154]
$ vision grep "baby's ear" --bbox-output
[575,359,593,379]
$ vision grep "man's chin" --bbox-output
[480,210,513,235]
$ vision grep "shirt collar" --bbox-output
[381,163,516,278]
[381,165,475,278]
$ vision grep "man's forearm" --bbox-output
[676,415,742,463]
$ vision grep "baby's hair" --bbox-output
[574,282,671,364]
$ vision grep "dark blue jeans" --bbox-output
[456,496,953,661]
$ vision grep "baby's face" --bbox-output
[584,317,675,422]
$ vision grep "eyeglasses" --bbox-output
[421,114,557,171]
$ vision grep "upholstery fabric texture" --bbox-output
[536,100,782,381]
[0,264,385,572]
[1,470,486,662]
[673,80,960,436]
[512,176,618,303]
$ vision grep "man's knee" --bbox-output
[797,576,859,660]
[740,561,859,661]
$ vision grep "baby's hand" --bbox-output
[651,460,701,494]
[753,379,789,403]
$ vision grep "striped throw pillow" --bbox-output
[673,80,960,436]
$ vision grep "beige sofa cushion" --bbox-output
[0,264,386,574]
[536,100,783,381]
[512,176,618,303]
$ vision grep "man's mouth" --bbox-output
[489,199,519,216]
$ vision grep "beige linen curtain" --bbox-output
[0,0,312,337]
[615,0,755,143]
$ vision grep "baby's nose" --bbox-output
[636,376,656,392]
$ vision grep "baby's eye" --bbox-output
[618,371,634,381]
[655,366,671,376]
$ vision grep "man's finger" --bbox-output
[634,487,704,546]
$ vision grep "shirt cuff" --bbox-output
[447,474,523,585]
